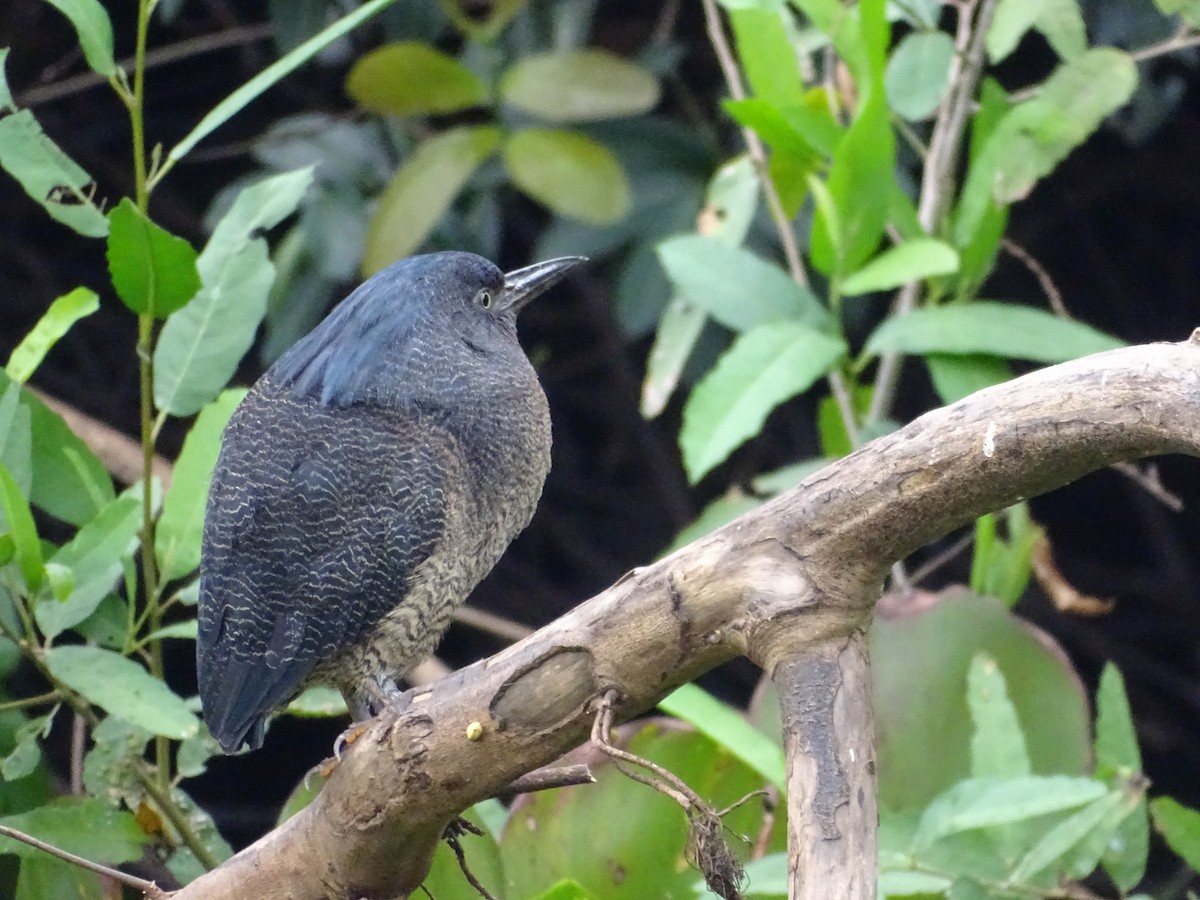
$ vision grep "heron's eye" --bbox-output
[478,290,492,309]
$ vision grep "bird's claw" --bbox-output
[333,720,372,760]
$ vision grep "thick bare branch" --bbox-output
[170,336,1200,900]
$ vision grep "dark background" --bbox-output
[2,0,1199,877]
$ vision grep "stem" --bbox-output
[0,691,61,713]
[700,0,863,441]
[867,0,999,424]
[133,759,223,871]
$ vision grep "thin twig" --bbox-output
[868,0,999,424]
[701,0,862,441]
[17,23,275,107]
[1113,461,1185,512]
[1131,23,1200,62]
[0,824,168,899]
[1002,237,1067,317]
[71,712,85,795]
[444,821,500,900]
[498,764,595,800]
[452,606,533,644]
[907,529,976,586]
[0,690,61,713]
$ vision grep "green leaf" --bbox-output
[0,461,43,591]
[1095,663,1141,776]
[37,494,141,639]
[155,168,312,416]
[361,126,501,275]
[878,869,953,897]
[885,31,956,121]
[1155,0,1200,27]
[666,491,764,554]
[530,880,594,900]
[44,0,115,75]
[657,236,828,332]
[165,0,401,166]
[503,128,631,225]
[156,389,247,582]
[105,199,201,317]
[286,685,347,717]
[5,288,100,384]
[500,50,660,122]
[967,653,1031,779]
[142,620,199,642]
[681,321,846,481]
[0,49,14,113]
[659,683,786,789]
[642,296,706,419]
[0,371,115,526]
[925,354,1012,404]
[0,110,108,237]
[1152,796,1200,870]
[0,797,146,863]
[1008,789,1131,882]
[956,50,1136,243]
[810,89,894,276]
[727,8,804,106]
[987,0,1042,62]
[0,382,32,495]
[841,239,959,296]
[44,646,200,739]
[417,806,506,899]
[2,713,52,782]
[863,302,1123,363]
[724,96,843,158]
[1033,0,1088,61]
[913,775,1106,851]
[346,42,487,116]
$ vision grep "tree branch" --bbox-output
[164,337,1200,899]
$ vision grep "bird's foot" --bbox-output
[333,720,373,760]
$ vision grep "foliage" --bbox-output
[1,0,1198,897]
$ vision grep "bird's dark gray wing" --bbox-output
[197,382,454,752]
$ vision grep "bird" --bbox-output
[196,251,584,754]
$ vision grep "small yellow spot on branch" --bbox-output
[465,721,484,741]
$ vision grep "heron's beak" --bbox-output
[501,256,587,313]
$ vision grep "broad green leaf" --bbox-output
[0,798,146,864]
[724,95,843,158]
[166,0,402,166]
[1151,797,1200,871]
[841,239,959,296]
[1095,663,1141,776]
[37,494,141,639]
[659,683,786,789]
[926,354,1012,405]
[500,50,660,122]
[864,302,1123,363]
[0,49,13,112]
[700,155,760,246]
[5,288,100,384]
[956,79,1010,293]
[1009,789,1131,882]
[16,858,104,900]
[530,881,594,900]
[735,852,787,897]
[1,713,52,782]
[0,371,114,526]
[1155,0,1200,26]
[956,50,1136,243]
[44,0,115,75]
[503,129,630,225]
[987,0,1042,62]
[681,321,846,481]
[0,110,108,237]
[967,653,1030,778]
[362,126,501,275]
[873,592,1090,812]
[105,199,201,317]
[810,89,894,276]
[727,8,804,105]
[154,241,273,416]
[155,167,311,416]
[0,382,32,495]
[0,461,42,591]
[1095,667,1149,890]
[1034,0,1088,61]
[885,31,955,121]
[156,389,246,582]
[642,296,705,419]
[346,42,487,116]
[878,869,953,897]
[913,775,1106,850]
[657,236,828,331]
[44,645,200,739]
